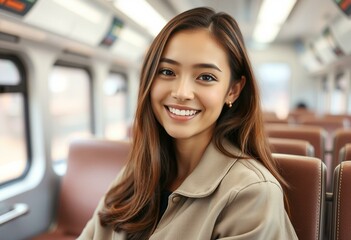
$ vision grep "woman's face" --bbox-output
[151,29,240,143]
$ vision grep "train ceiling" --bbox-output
[0,0,350,72]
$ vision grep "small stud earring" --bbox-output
[227,101,232,108]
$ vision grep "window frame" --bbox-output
[0,53,31,187]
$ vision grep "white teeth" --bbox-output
[168,107,198,116]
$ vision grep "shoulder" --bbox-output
[219,140,280,185]
[212,157,297,239]
[220,156,283,197]
[236,158,280,186]
[215,155,286,217]
[210,141,283,196]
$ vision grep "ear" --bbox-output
[227,76,246,103]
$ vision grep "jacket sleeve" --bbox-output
[214,181,298,240]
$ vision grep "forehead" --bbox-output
[161,29,229,66]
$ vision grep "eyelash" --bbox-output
[198,74,217,82]
[158,68,175,76]
[158,68,218,82]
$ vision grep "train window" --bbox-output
[49,65,93,172]
[0,57,29,185]
[256,63,291,119]
[331,72,348,114]
[317,75,330,114]
[0,59,20,85]
[103,72,129,139]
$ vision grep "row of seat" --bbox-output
[270,137,351,240]
[264,112,351,166]
[266,124,351,191]
[265,110,351,239]
[31,138,351,240]
[264,111,351,127]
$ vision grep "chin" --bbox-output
[164,129,193,140]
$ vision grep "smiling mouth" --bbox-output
[167,106,200,116]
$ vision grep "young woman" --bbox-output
[78,7,298,240]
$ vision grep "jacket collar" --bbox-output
[174,140,242,198]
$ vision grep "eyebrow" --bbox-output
[160,57,222,72]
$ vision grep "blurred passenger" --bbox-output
[78,7,297,240]
[289,101,315,122]
[295,101,308,110]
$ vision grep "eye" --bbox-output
[198,74,217,82]
[158,68,175,76]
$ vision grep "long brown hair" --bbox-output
[99,7,288,239]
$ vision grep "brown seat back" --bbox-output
[298,117,350,152]
[274,154,326,240]
[269,137,314,156]
[331,161,351,240]
[297,116,349,132]
[333,129,351,170]
[288,109,315,123]
[339,143,351,162]
[266,124,326,159]
[57,139,130,236]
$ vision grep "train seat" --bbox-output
[266,124,326,159]
[287,110,315,123]
[297,116,350,151]
[338,143,351,162]
[297,115,350,130]
[274,154,326,240]
[330,161,351,240]
[332,129,351,170]
[32,139,130,240]
[269,137,314,156]
[323,114,351,124]
[263,114,290,124]
[265,123,335,190]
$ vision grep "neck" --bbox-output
[168,133,212,191]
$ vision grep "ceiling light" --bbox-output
[258,0,297,24]
[253,23,280,43]
[113,0,167,36]
[253,0,297,43]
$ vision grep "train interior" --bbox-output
[1,0,351,239]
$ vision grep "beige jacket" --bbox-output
[78,141,298,240]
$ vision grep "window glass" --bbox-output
[103,72,129,139]
[49,65,92,165]
[0,57,28,185]
[331,72,348,114]
[0,58,20,85]
[0,94,27,183]
[318,74,333,114]
[256,63,291,119]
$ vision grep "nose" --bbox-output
[171,77,194,101]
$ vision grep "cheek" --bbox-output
[150,80,166,115]
[200,88,227,111]
[150,80,162,104]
